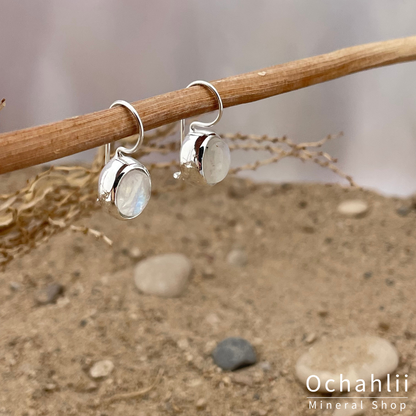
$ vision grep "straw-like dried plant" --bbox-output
[0,101,353,268]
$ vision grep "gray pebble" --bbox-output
[396,206,411,217]
[226,249,247,267]
[134,253,192,298]
[295,336,399,392]
[212,337,257,371]
[35,283,64,305]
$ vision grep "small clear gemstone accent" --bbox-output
[116,169,151,218]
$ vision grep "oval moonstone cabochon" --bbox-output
[202,136,231,185]
[115,169,151,218]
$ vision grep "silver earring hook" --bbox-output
[105,100,144,164]
[181,80,223,145]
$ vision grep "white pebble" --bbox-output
[337,200,369,218]
[89,360,114,378]
[134,253,192,298]
[295,336,398,392]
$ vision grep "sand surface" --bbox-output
[0,169,415,416]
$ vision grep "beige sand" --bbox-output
[0,169,414,416]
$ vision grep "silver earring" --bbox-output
[174,80,230,186]
[98,100,151,220]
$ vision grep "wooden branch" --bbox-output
[1,36,416,174]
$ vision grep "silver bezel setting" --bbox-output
[98,153,151,220]
[177,129,230,186]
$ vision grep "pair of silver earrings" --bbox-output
[98,81,231,220]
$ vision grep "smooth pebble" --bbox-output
[35,283,64,305]
[134,253,192,298]
[89,360,114,378]
[212,337,257,371]
[196,398,207,410]
[295,336,399,392]
[337,200,369,218]
[226,249,247,267]
[232,373,253,386]
[396,206,411,217]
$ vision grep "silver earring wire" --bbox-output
[105,100,144,164]
[180,80,223,146]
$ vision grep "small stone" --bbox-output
[44,383,57,391]
[337,200,369,218]
[84,381,98,392]
[222,376,231,385]
[202,267,215,279]
[177,338,189,350]
[301,225,315,234]
[134,253,192,298]
[212,337,257,371]
[317,309,328,318]
[195,398,207,410]
[226,249,247,267]
[363,271,373,279]
[378,321,390,331]
[295,336,399,392]
[206,313,220,326]
[9,281,20,291]
[396,206,411,217]
[89,360,114,378]
[35,283,64,305]
[232,373,253,387]
[299,200,308,209]
[259,361,272,372]
[199,339,214,354]
[129,247,142,260]
[187,378,202,387]
[305,333,317,344]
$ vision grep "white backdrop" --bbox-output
[1,1,416,195]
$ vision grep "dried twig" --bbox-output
[99,369,163,405]
[0,37,415,174]
[70,225,113,246]
[0,126,352,268]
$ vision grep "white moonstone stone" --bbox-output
[203,137,230,185]
[295,336,399,392]
[116,169,151,218]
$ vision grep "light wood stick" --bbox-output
[1,36,415,174]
